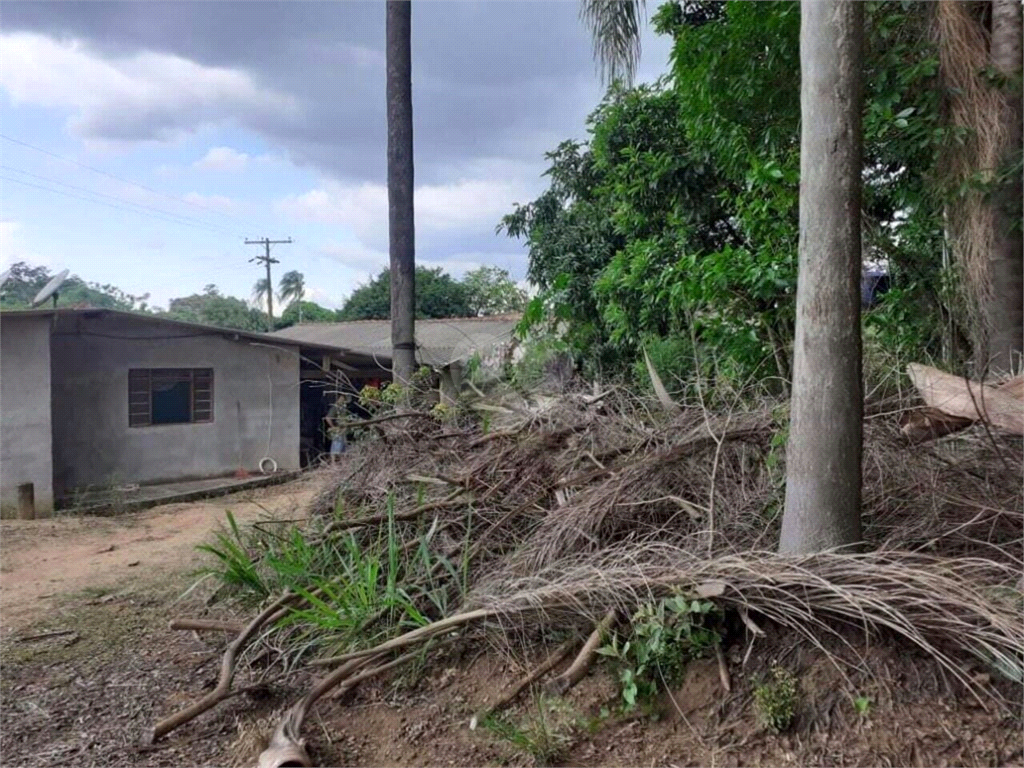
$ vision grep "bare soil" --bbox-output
[1,474,1021,768]
[0,477,318,632]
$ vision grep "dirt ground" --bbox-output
[0,477,318,633]
[1,473,1021,768]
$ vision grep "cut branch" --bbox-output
[471,638,579,728]
[544,609,616,696]
[148,592,300,743]
[169,619,244,634]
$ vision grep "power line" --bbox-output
[1,164,228,233]
[0,174,235,233]
[0,132,252,226]
[246,237,292,331]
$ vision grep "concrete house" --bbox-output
[0,309,376,517]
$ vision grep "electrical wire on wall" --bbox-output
[248,342,284,474]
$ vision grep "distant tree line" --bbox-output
[1,261,526,333]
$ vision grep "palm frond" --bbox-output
[579,0,645,86]
[252,277,271,304]
[278,270,305,304]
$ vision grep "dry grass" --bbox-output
[193,381,1023,764]
[303,383,1022,687]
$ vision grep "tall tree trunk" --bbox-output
[779,0,864,555]
[986,0,1023,376]
[387,0,417,384]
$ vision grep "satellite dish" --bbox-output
[31,269,70,308]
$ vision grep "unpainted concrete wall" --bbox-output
[0,315,55,516]
[49,314,299,499]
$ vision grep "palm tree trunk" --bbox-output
[986,0,1023,375]
[387,0,417,385]
[779,0,864,555]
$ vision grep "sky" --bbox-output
[0,0,674,312]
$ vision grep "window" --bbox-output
[129,368,213,427]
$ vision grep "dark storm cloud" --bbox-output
[0,1,675,187]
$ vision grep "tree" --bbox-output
[278,300,336,328]
[278,270,306,323]
[337,267,471,321]
[987,0,1023,375]
[252,277,272,316]
[778,0,864,554]
[462,266,527,316]
[387,0,416,385]
[165,284,267,332]
[0,261,149,311]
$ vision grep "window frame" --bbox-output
[128,367,214,428]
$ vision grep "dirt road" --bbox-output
[0,476,319,633]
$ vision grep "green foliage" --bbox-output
[462,265,527,316]
[197,495,472,656]
[0,261,150,312]
[502,0,962,384]
[598,594,722,711]
[195,510,270,601]
[277,300,336,328]
[509,334,572,391]
[854,696,872,717]
[163,283,267,332]
[754,665,798,733]
[277,270,305,307]
[337,267,472,320]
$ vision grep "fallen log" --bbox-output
[902,365,1024,441]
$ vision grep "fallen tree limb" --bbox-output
[260,640,456,768]
[470,637,579,729]
[148,591,300,743]
[308,607,496,668]
[901,371,1024,442]
[168,619,244,633]
[544,609,616,696]
[318,487,470,537]
[338,411,437,430]
[906,365,1024,435]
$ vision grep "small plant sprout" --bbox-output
[754,665,798,733]
[854,695,872,716]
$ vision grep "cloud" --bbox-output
[193,146,249,171]
[182,192,235,213]
[0,220,52,269]
[277,176,531,252]
[0,32,298,144]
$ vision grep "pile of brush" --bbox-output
[153,380,1024,768]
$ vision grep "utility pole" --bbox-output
[246,237,291,331]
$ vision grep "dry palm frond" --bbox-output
[469,545,1024,696]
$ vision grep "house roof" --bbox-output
[0,307,369,361]
[271,315,520,368]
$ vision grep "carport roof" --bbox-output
[270,315,520,368]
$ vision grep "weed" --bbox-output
[195,495,471,660]
[754,665,798,733]
[854,695,872,716]
[481,695,576,766]
[598,593,722,711]
[195,510,270,602]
